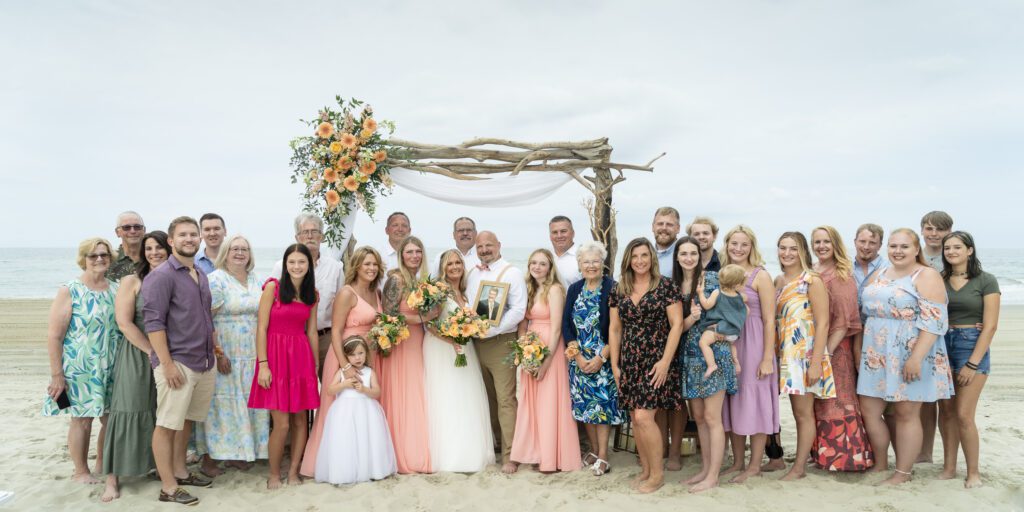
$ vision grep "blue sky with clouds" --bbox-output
[2,1,1021,251]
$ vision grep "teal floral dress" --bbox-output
[568,286,624,425]
[682,271,738,399]
[193,270,269,461]
[43,279,120,417]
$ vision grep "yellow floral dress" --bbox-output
[776,272,835,398]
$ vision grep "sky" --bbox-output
[2,0,1022,253]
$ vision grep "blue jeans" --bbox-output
[944,327,990,375]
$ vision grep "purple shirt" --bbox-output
[142,254,215,372]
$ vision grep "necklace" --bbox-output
[951,270,969,278]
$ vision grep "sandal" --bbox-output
[176,472,213,488]
[591,459,611,476]
[158,488,199,506]
[582,452,598,467]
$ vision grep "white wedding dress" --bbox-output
[422,297,496,472]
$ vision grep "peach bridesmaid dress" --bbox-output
[379,301,432,474]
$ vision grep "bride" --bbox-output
[422,249,496,472]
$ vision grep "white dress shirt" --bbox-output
[553,244,582,288]
[430,246,479,278]
[466,258,526,337]
[379,243,400,274]
[271,256,344,331]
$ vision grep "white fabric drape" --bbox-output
[322,207,357,261]
[389,167,574,207]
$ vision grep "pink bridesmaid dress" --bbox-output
[379,301,432,474]
[300,286,379,477]
[510,301,582,471]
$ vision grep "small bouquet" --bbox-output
[506,331,550,375]
[406,279,451,315]
[368,313,410,357]
[565,341,580,360]
[434,307,489,367]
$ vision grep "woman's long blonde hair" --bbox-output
[525,248,563,310]
[889,227,928,266]
[393,236,428,289]
[616,237,662,297]
[720,225,765,268]
[812,225,853,280]
[344,246,384,289]
[777,231,817,276]
[437,249,468,296]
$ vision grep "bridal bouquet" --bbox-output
[406,279,451,315]
[434,307,489,367]
[368,313,410,358]
[506,331,550,375]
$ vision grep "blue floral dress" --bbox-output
[857,269,952,402]
[194,270,269,461]
[682,271,738,399]
[568,286,624,425]
[43,279,120,417]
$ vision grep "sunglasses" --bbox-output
[87,253,111,261]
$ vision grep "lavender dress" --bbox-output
[723,267,780,436]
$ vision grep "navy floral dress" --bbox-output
[611,278,684,410]
[568,286,624,425]
[681,271,738,399]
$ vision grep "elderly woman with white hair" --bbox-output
[561,240,624,477]
[194,234,270,477]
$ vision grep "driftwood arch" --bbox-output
[382,137,664,272]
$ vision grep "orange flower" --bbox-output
[359,128,374,140]
[323,167,339,183]
[316,122,335,139]
[362,117,378,132]
[339,132,357,148]
[325,189,341,206]
[373,150,387,163]
[359,160,377,175]
[329,141,343,154]
[338,158,354,171]
[342,175,359,192]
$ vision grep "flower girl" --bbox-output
[314,336,397,484]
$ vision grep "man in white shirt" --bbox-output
[430,216,479,276]
[465,231,526,474]
[272,213,344,377]
[549,215,582,287]
[652,207,681,278]
[378,211,411,273]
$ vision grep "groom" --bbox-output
[466,231,526,474]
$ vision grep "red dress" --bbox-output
[247,279,319,413]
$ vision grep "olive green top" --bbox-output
[946,271,1000,325]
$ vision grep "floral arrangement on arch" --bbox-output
[289,96,396,247]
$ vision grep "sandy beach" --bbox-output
[1,298,1022,511]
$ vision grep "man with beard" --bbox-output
[195,213,226,275]
[106,211,146,281]
[852,223,888,295]
[686,216,721,272]
[652,207,681,278]
[466,231,526,474]
[142,216,216,505]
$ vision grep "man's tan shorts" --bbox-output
[154,360,215,430]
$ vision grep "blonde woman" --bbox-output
[810,226,873,472]
[511,249,581,472]
[718,226,780,483]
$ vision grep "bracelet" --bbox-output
[342,364,353,371]
[257,359,268,364]
[964,361,979,370]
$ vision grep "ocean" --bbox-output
[2,247,1023,304]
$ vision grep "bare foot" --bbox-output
[866,461,888,473]
[703,364,719,380]
[630,473,650,489]
[761,459,786,472]
[224,460,253,471]
[730,469,760,484]
[665,457,682,472]
[501,462,519,474]
[965,474,983,489]
[100,479,120,502]
[637,477,664,494]
[201,457,224,478]
[72,472,100,484]
[779,469,805,481]
[267,476,283,490]
[683,471,707,485]
[915,453,933,464]
[689,477,718,493]
[719,464,743,476]
[937,468,957,480]
[287,473,302,486]
[875,471,912,486]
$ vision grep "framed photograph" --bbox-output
[474,280,510,324]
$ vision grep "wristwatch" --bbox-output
[598,353,608,363]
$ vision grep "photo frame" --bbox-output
[473,280,510,325]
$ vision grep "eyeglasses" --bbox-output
[229,247,250,253]
[580,260,603,267]
[299,229,322,237]
[87,253,111,261]
[119,224,145,232]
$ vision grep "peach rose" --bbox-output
[342,175,359,192]
[323,167,339,183]
[339,132,358,149]
[373,150,387,163]
[316,122,335,139]
[359,160,377,175]
[325,189,341,207]
[362,117,378,132]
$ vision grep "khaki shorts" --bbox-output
[154,360,216,430]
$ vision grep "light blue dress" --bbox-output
[194,270,269,461]
[857,269,952,402]
[42,279,120,417]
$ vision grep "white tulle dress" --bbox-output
[314,367,397,484]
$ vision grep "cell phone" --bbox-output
[56,389,71,410]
